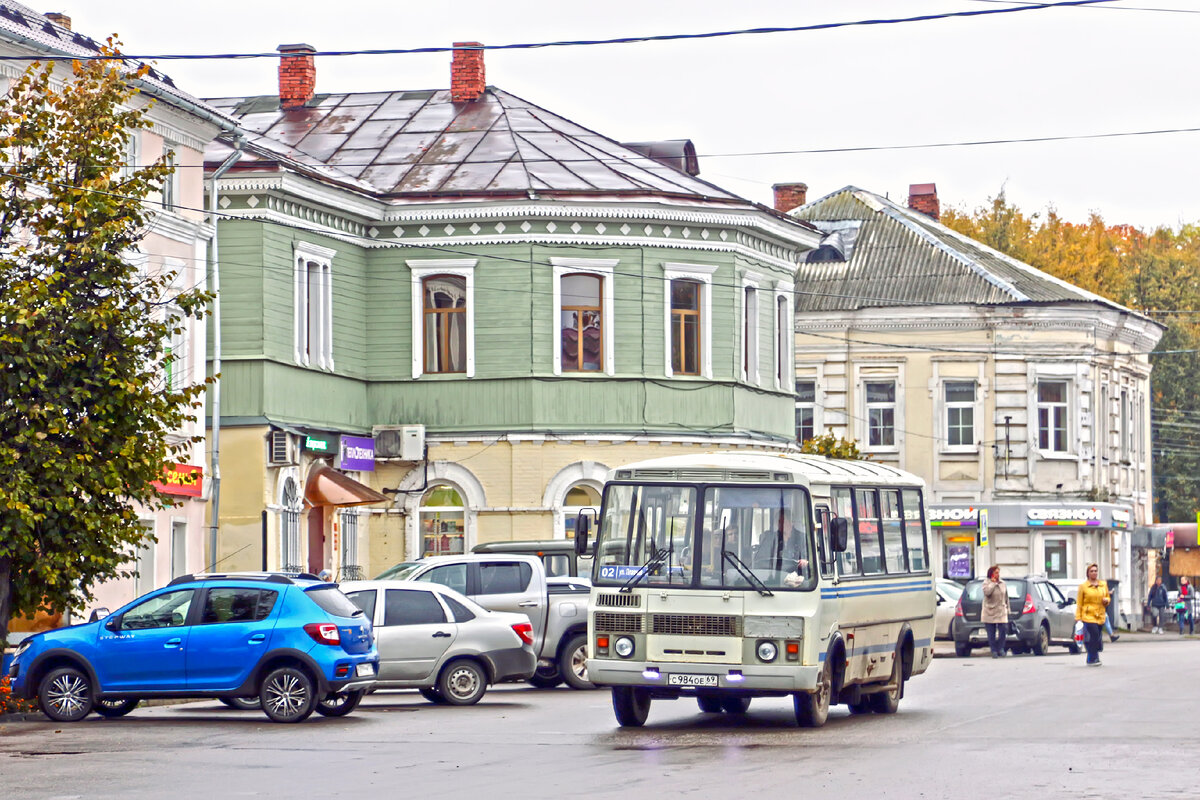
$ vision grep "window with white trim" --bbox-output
[161,143,178,211]
[1120,388,1131,463]
[663,263,715,378]
[294,242,336,370]
[552,258,616,375]
[796,380,816,443]
[775,292,791,390]
[742,284,759,382]
[866,381,896,447]
[945,380,976,448]
[1037,380,1068,452]
[409,260,476,378]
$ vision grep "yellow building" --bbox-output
[785,184,1163,623]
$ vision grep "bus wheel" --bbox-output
[720,696,750,714]
[697,695,723,713]
[794,662,831,728]
[870,660,903,714]
[612,687,651,727]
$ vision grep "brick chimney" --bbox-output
[277,43,316,109]
[43,11,70,29]
[908,183,940,221]
[451,42,486,102]
[772,182,808,214]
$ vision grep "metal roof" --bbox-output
[205,87,748,203]
[792,186,1136,314]
[0,0,231,125]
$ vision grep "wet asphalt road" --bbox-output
[1,636,1195,800]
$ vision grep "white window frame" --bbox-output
[551,257,616,376]
[293,242,336,370]
[774,284,793,391]
[161,142,178,211]
[865,380,898,449]
[854,363,904,456]
[409,259,476,379]
[1119,387,1131,464]
[1036,378,1071,455]
[795,379,818,443]
[170,519,188,579]
[943,379,978,451]
[740,273,760,385]
[663,262,716,379]
[1042,535,1071,580]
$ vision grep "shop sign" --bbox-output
[303,434,336,454]
[979,509,989,548]
[929,507,979,527]
[1111,508,1131,529]
[338,435,375,472]
[1166,529,1175,549]
[1027,507,1101,526]
[152,463,203,497]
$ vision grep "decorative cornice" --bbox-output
[145,210,214,245]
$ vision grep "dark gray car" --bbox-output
[951,576,1081,657]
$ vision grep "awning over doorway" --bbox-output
[304,465,390,508]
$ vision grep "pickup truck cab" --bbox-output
[471,539,594,579]
[376,554,593,689]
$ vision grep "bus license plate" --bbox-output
[667,674,717,687]
[356,663,376,678]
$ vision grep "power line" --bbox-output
[0,1,1120,62]
[969,0,1200,13]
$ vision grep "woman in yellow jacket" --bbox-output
[1076,562,1111,666]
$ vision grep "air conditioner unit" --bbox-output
[267,430,296,466]
[374,424,425,461]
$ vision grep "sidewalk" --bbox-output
[933,629,1200,658]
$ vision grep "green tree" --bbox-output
[0,46,209,643]
[799,432,866,460]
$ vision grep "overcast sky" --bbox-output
[67,0,1200,229]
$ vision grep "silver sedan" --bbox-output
[339,580,536,705]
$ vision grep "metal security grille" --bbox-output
[339,510,361,580]
[281,477,303,572]
[651,614,741,637]
[594,613,644,633]
[595,593,642,608]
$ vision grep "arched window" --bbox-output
[560,274,603,371]
[281,477,303,572]
[563,483,601,539]
[420,484,466,557]
[423,275,467,373]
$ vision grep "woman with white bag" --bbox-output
[1075,563,1110,667]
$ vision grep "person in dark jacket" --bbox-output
[1148,576,1168,634]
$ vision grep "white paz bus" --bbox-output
[574,452,935,728]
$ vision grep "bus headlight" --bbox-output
[614,637,635,658]
[756,640,778,663]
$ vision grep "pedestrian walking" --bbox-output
[1176,576,1195,635]
[982,565,1009,658]
[1076,563,1111,666]
[1148,576,1169,634]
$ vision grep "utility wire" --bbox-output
[0,1,1120,62]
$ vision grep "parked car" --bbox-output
[472,539,593,579]
[7,573,378,723]
[376,553,592,689]
[340,580,536,705]
[934,579,963,640]
[951,575,1081,657]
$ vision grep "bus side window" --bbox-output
[901,488,929,571]
[832,487,860,576]
[815,505,834,577]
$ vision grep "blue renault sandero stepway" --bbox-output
[7,573,378,723]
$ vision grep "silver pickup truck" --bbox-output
[376,554,593,689]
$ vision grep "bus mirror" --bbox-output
[831,518,850,552]
[575,514,590,556]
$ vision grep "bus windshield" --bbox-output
[593,483,815,591]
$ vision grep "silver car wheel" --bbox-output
[47,672,89,719]
[262,670,313,722]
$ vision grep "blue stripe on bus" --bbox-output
[818,638,933,661]
[820,583,932,599]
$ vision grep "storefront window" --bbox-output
[420,485,466,557]
[563,483,601,539]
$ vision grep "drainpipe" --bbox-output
[207,137,244,571]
